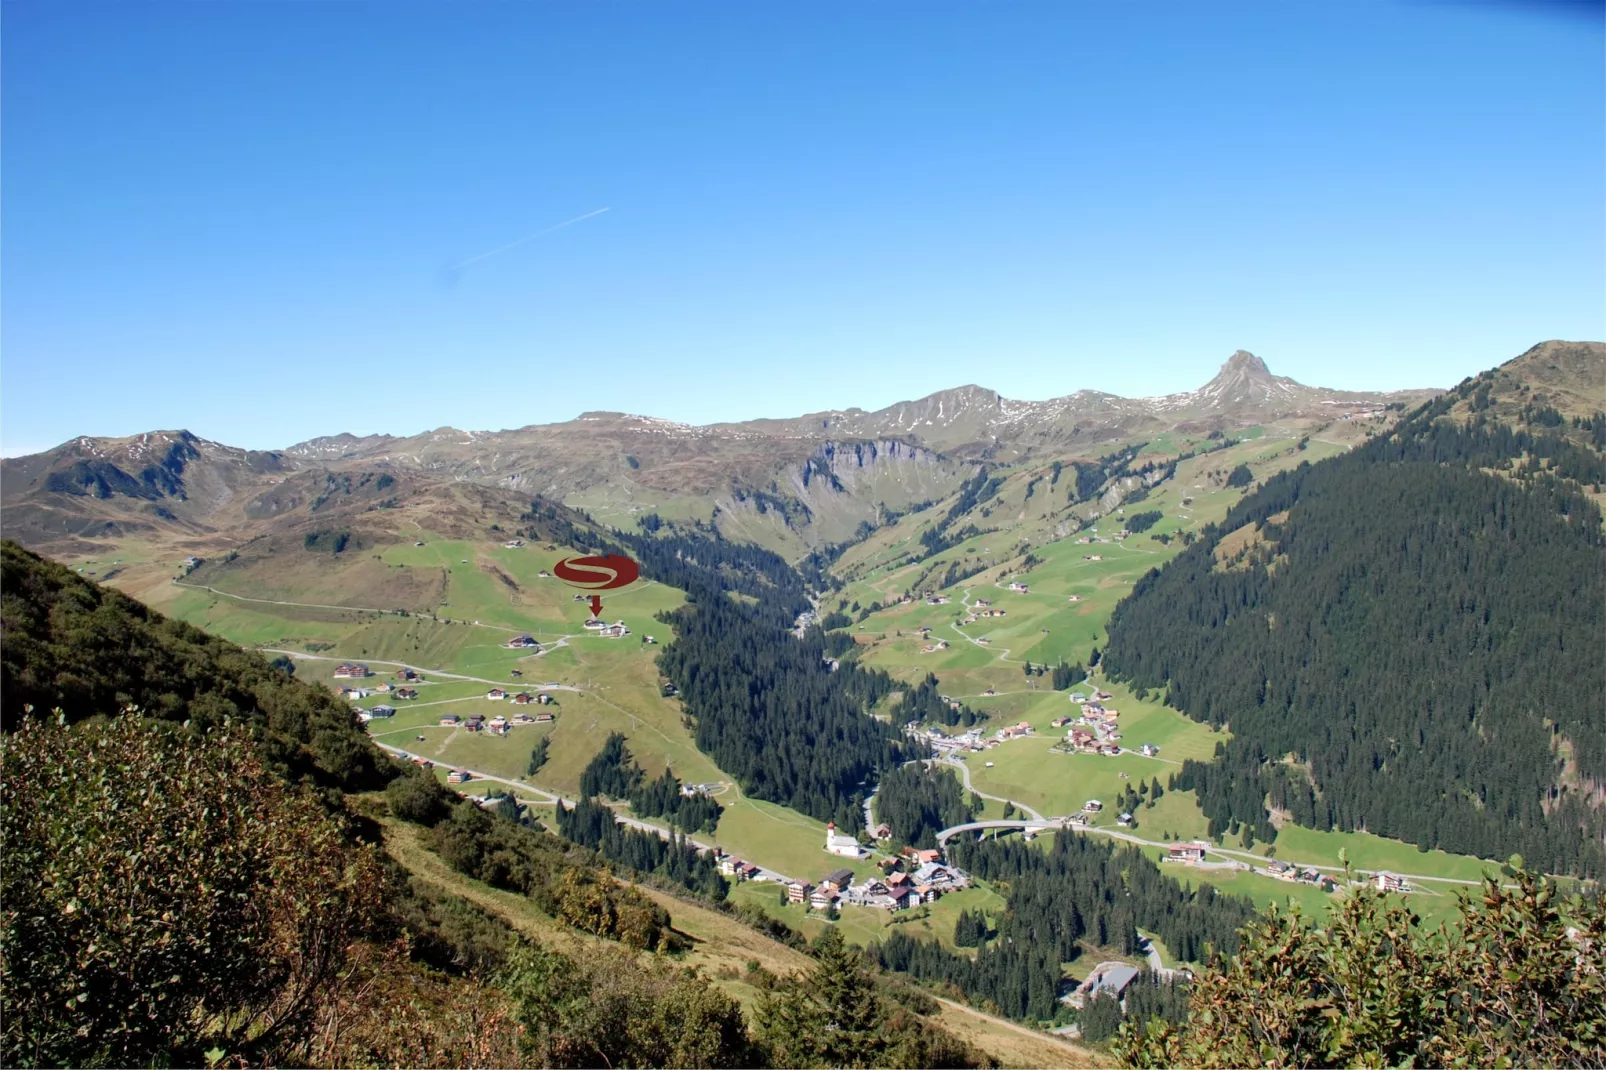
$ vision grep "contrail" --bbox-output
[448,207,611,271]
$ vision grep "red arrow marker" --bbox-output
[589,593,604,617]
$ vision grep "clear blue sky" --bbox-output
[3,1,1602,454]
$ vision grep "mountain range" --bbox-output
[0,348,1464,556]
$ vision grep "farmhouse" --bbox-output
[1082,799,1103,813]
[600,621,631,638]
[583,617,608,630]
[396,668,421,681]
[395,687,419,700]
[512,692,535,704]
[439,714,462,727]
[809,888,837,912]
[1374,872,1407,893]
[486,688,507,701]
[1138,743,1160,757]
[507,634,540,649]
[1166,841,1210,863]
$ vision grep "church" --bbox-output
[824,822,866,858]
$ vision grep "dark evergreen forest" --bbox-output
[578,732,722,834]
[1103,382,1606,877]
[555,795,728,900]
[876,831,1255,1020]
[875,763,977,849]
[617,529,909,832]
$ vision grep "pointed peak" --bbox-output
[1221,350,1271,377]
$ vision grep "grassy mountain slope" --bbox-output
[1100,345,1606,876]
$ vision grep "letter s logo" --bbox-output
[553,554,639,591]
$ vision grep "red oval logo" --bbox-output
[553,554,639,591]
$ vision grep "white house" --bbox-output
[824,822,865,858]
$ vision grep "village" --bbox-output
[714,822,975,916]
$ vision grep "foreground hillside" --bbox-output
[0,541,1089,1068]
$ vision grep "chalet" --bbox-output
[886,872,910,888]
[368,705,396,718]
[820,869,854,893]
[533,712,555,723]
[513,714,535,725]
[538,570,551,578]
[824,823,864,858]
[1374,872,1407,893]
[1094,691,1113,702]
[975,638,991,645]
[1067,595,1082,602]
[488,716,509,734]
[510,669,522,677]
[536,692,554,705]
[718,856,742,877]
[512,692,535,705]
[861,879,890,898]
[1007,582,1029,593]
[503,539,524,549]
[409,756,434,769]
[643,635,657,644]
[333,663,373,679]
[1066,963,1140,1009]
[395,687,419,700]
[912,883,937,904]
[983,688,997,697]
[1083,554,1102,562]
[396,668,421,681]
[787,881,813,904]
[600,621,631,639]
[507,634,540,649]
[1167,841,1209,864]
[974,599,992,608]
[809,888,837,912]
[1114,529,1132,539]
[738,863,760,881]
[465,715,486,733]
[891,887,919,910]
[1138,743,1160,757]
[1083,799,1104,813]
[874,822,892,840]
[1117,812,1133,827]
[1100,744,1121,756]
[374,682,393,693]
[1267,860,1293,878]
[912,849,942,865]
[583,617,607,630]
[486,688,507,701]
[446,769,470,784]
[439,714,462,727]
[1065,812,1090,826]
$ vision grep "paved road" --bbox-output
[938,756,1044,821]
[932,803,1486,889]
[173,579,521,633]
[377,743,797,885]
[261,649,588,691]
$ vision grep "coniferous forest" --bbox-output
[875,763,977,849]
[1104,379,1606,876]
[623,530,909,831]
[877,831,1256,1020]
[578,732,723,834]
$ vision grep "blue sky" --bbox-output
[3,2,1602,454]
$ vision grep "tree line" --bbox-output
[1102,378,1606,877]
